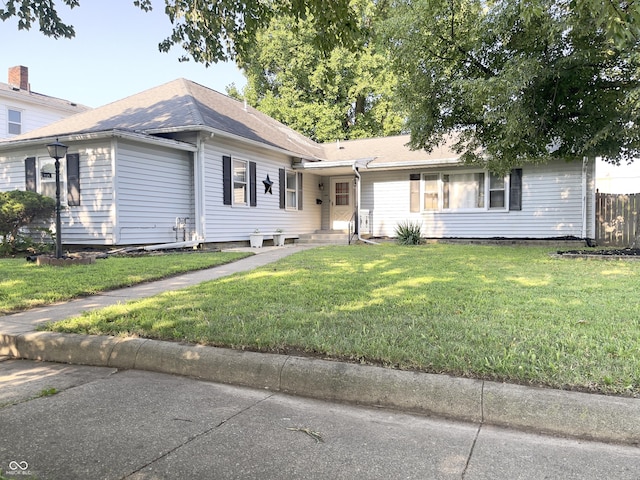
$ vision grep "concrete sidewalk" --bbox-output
[1,244,639,446]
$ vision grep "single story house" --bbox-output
[0,78,595,247]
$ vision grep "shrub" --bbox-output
[0,190,56,254]
[395,220,423,245]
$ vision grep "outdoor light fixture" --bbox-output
[46,139,68,259]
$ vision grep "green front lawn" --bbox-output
[0,251,251,314]
[45,244,640,396]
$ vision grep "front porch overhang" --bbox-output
[293,156,463,175]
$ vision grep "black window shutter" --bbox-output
[66,153,80,206]
[249,161,257,207]
[279,168,285,209]
[297,172,303,210]
[25,157,36,192]
[509,168,523,211]
[223,155,232,205]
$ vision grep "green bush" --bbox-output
[394,220,423,245]
[0,190,56,255]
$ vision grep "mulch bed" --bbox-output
[555,248,640,259]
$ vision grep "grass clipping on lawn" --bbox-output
[47,244,640,397]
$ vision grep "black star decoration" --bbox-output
[263,174,274,194]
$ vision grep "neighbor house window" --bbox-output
[8,109,21,135]
[233,159,248,205]
[443,172,485,209]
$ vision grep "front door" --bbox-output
[330,176,353,230]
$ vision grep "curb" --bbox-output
[2,331,639,446]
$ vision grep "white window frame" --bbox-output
[38,156,67,205]
[285,169,298,210]
[488,173,508,209]
[8,108,22,135]
[422,173,440,211]
[232,158,248,206]
[419,170,509,212]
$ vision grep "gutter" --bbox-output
[0,130,199,152]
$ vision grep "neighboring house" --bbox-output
[0,66,89,139]
[596,159,640,194]
[0,78,595,247]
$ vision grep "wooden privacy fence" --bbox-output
[596,192,640,247]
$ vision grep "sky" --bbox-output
[0,0,247,108]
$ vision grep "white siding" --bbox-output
[0,150,27,190]
[0,140,116,245]
[202,137,322,242]
[360,160,594,239]
[64,142,115,244]
[115,141,194,245]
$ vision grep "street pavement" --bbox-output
[1,359,639,480]
[1,244,639,479]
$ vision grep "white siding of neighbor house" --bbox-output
[115,140,194,245]
[0,99,85,139]
[360,159,595,239]
[202,137,322,242]
[0,140,116,245]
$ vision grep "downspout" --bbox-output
[581,156,588,241]
[194,134,207,242]
[352,163,378,245]
[111,138,121,245]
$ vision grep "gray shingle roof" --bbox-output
[2,78,460,165]
[7,78,324,159]
[321,135,459,166]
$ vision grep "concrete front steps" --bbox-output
[297,230,351,245]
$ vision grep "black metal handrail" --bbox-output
[348,210,358,245]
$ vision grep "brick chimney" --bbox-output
[8,66,29,91]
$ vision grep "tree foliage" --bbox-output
[0,0,359,64]
[384,0,640,173]
[237,0,405,142]
[0,190,55,252]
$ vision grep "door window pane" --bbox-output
[335,182,349,206]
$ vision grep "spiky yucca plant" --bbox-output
[395,220,423,245]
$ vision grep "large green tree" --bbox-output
[384,0,640,173]
[238,0,404,142]
[0,0,359,64]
